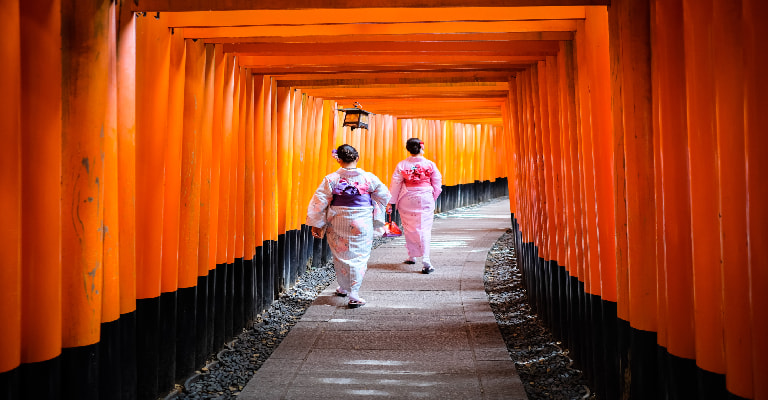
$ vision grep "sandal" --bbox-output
[421,266,435,274]
[403,258,416,265]
[348,298,366,308]
[335,288,348,297]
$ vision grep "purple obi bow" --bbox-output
[331,179,373,207]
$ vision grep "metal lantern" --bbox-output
[338,102,371,131]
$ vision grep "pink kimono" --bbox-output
[388,156,443,265]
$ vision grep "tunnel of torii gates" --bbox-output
[0,0,767,399]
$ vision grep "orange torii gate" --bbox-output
[1,1,767,400]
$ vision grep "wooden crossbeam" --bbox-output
[225,40,562,56]
[134,0,608,12]
[165,7,586,27]
[202,31,574,43]
[183,20,579,39]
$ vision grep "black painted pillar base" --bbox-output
[195,274,209,368]
[225,262,234,340]
[586,293,602,397]
[276,234,286,298]
[0,368,19,400]
[61,344,98,400]
[300,225,311,276]
[601,301,620,400]
[311,232,323,270]
[321,236,332,265]
[288,230,299,286]
[158,291,177,391]
[262,241,275,309]
[206,268,216,359]
[629,327,659,399]
[136,297,160,400]
[233,258,245,334]
[213,263,227,351]
[243,257,254,324]
[99,318,122,399]
[120,311,137,400]
[18,356,60,400]
[617,317,631,398]
[696,365,727,400]
[175,286,197,381]
[549,260,562,340]
[254,245,264,315]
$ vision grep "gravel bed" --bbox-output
[169,199,594,400]
[485,228,595,400]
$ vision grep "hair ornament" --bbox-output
[331,149,340,161]
[420,141,424,149]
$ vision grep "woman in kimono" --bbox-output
[386,138,443,274]
[307,144,391,308]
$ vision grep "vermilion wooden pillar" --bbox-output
[652,1,697,398]
[116,3,138,398]
[135,12,170,400]
[543,57,564,269]
[682,1,727,397]
[743,0,768,398]
[266,76,279,303]
[224,54,238,339]
[196,42,216,366]
[275,85,291,293]
[575,22,601,388]
[536,61,554,267]
[16,3,63,400]
[712,1,751,398]
[209,44,225,352]
[243,69,256,321]
[60,1,110,398]
[609,0,659,398]
[216,53,233,272]
[574,23,599,302]
[585,6,616,308]
[616,0,657,346]
[0,0,22,394]
[177,37,205,380]
[99,4,122,399]
[252,74,266,312]
[581,10,617,398]
[157,27,186,391]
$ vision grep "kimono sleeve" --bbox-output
[388,162,405,205]
[306,176,334,228]
[368,173,392,229]
[430,161,443,200]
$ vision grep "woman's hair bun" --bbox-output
[336,144,359,163]
[406,138,422,155]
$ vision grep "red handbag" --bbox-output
[383,213,402,238]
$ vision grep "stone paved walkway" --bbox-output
[239,199,526,399]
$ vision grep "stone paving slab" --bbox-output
[240,199,526,400]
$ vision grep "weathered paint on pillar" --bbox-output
[60,0,110,349]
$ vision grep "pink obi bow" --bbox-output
[401,164,433,183]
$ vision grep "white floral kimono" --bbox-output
[307,168,391,298]
[388,156,443,264]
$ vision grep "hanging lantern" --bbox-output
[338,102,371,131]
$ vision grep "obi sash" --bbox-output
[330,178,373,207]
[401,163,433,187]
[404,182,431,188]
